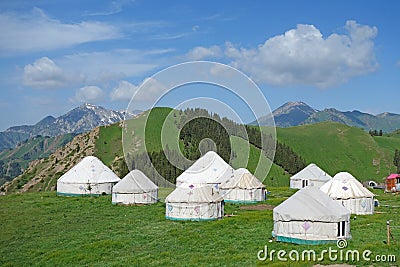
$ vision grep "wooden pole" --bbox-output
[387,220,390,246]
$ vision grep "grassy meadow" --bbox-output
[1,188,399,266]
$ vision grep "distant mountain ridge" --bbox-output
[0,134,75,186]
[0,103,134,150]
[255,102,400,132]
[258,101,317,127]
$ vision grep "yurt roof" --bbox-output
[58,156,120,184]
[290,163,332,182]
[166,184,223,203]
[320,172,375,199]
[273,186,350,222]
[176,151,234,185]
[113,170,158,193]
[220,168,265,189]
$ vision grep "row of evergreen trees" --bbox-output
[179,117,231,162]
[125,108,307,184]
[244,125,306,174]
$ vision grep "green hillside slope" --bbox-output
[276,122,398,182]
[0,134,75,185]
[230,136,290,187]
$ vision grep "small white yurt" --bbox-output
[320,172,375,215]
[57,156,120,196]
[165,184,224,221]
[112,170,158,205]
[219,168,266,203]
[176,151,234,190]
[290,163,332,189]
[273,186,351,245]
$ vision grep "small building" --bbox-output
[112,170,158,205]
[57,156,120,196]
[165,184,224,221]
[175,151,234,190]
[320,172,375,215]
[273,186,351,245]
[386,174,400,192]
[290,163,332,189]
[219,168,266,203]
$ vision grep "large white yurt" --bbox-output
[219,168,266,203]
[176,151,234,190]
[57,156,120,196]
[273,186,351,245]
[320,172,375,215]
[112,170,158,205]
[290,163,332,189]
[165,184,224,221]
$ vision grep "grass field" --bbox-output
[1,188,399,266]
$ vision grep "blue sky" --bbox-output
[0,0,399,130]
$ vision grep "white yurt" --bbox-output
[219,168,266,203]
[112,170,158,205]
[165,184,224,221]
[290,163,332,189]
[273,186,351,245]
[57,156,120,196]
[320,172,375,215]
[176,151,234,190]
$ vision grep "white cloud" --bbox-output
[22,48,170,90]
[60,49,164,83]
[71,86,105,103]
[0,8,121,54]
[110,80,138,101]
[135,77,168,102]
[23,57,80,89]
[150,33,188,40]
[186,45,222,60]
[85,0,133,16]
[192,25,200,32]
[110,77,167,102]
[226,20,378,88]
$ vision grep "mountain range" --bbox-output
[0,103,137,150]
[1,102,400,153]
[254,102,400,133]
[3,106,400,194]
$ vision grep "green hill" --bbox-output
[97,107,290,186]
[276,122,398,182]
[385,129,400,138]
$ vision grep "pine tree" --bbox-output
[394,149,400,173]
